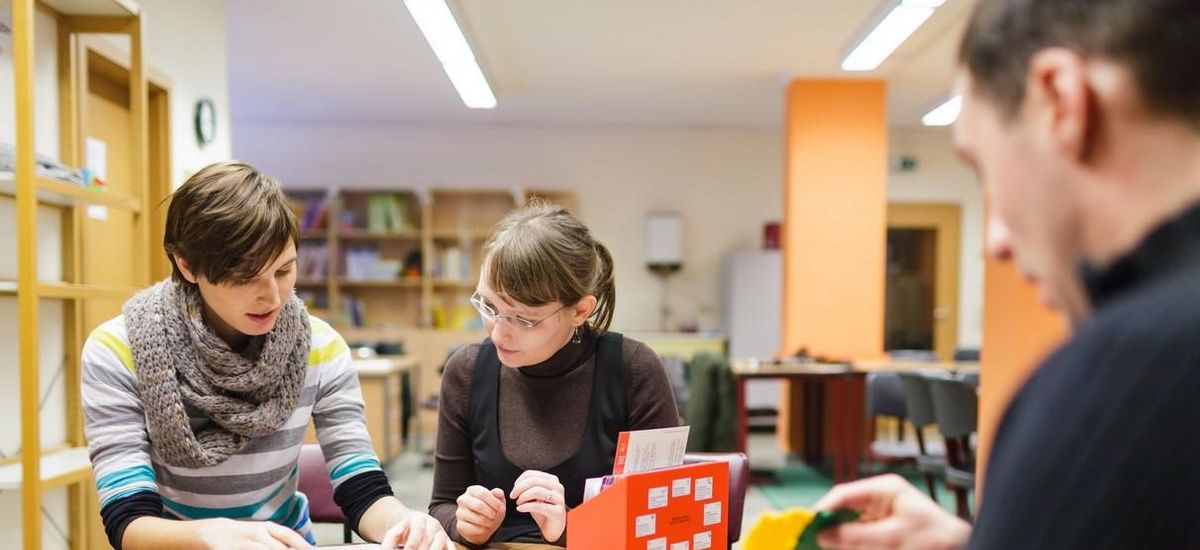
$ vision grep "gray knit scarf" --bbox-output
[124,279,311,468]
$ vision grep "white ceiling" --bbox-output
[227,0,976,128]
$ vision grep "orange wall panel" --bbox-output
[780,80,888,452]
[978,249,1067,494]
[781,79,888,359]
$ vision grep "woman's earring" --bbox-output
[571,326,583,344]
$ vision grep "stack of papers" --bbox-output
[582,426,691,502]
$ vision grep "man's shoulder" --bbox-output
[1006,268,1200,443]
[979,270,1200,549]
[1057,267,1200,370]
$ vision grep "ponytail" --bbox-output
[589,241,616,334]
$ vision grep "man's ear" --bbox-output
[174,254,198,284]
[1026,48,1094,162]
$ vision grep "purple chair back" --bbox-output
[683,452,749,544]
[298,444,347,524]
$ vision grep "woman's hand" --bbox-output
[379,509,455,550]
[194,517,312,550]
[454,485,507,545]
[511,470,567,543]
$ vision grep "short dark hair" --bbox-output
[164,161,297,286]
[960,0,1200,129]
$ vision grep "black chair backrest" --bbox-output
[898,372,944,428]
[929,378,978,438]
[890,349,939,362]
[953,348,981,361]
[867,371,907,419]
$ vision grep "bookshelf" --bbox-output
[286,187,576,435]
[5,1,150,548]
[285,187,571,332]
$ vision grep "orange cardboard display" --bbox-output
[567,461,729,550]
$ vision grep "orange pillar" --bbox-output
[780,79,888,452]
[977,218,1067,493]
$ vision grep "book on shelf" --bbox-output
[339,293,365,327]
[296,290,330,321]
[430,297,482,331]
[342,245,406,281]
[435,246,472,282]
[297,242,328,278]
[291,194,331,231]
[365,194,413,234]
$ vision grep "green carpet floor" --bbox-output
[755,462,967,516]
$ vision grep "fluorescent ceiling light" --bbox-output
[842,0,947,72]
[922,95,962,126]
[404,0,496,109]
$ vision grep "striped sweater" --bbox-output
[82,314,382,544]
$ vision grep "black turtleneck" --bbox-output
[429,331,679,545]
[969,203,1200,549]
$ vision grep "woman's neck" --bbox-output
[200,300,250,352]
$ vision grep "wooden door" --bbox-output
[887,203,962,361]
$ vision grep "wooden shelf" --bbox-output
[298,231,327,239]
[10,3,149,546]
[0,172,142,212]
[38,282,139,300]
[430,230,491,241]
[432,279,476,289]
[338,279,423,289]
[41,0,140,17]
[0,281,138,300]
[284,188,569,334]
[0,447,92,491]
[340,229,422,241]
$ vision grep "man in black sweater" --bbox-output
[814,0,1200,548]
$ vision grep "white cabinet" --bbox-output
[722,249,781,410]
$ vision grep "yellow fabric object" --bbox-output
[742,508,817,550]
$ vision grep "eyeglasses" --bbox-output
[469,292,567,330]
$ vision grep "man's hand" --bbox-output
[813,474,972,550]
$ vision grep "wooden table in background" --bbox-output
[731,359,867,483]
[306,355,418,465]
[731,358,979,483]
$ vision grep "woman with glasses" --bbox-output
[428,202,680,548]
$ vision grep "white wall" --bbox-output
[0,2,60,157]
[0,2,228,547]
[889,127,985,350]
[99,0,232,186]
[234,122,986,344]
[234,122,784,332]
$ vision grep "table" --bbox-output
[305,355,418,465]
[455,545,560,550]
[731,358,979,483]
[853,359,979,375]
[357,355,419,463]
[731,359,866,483]
[321,544,559,549]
